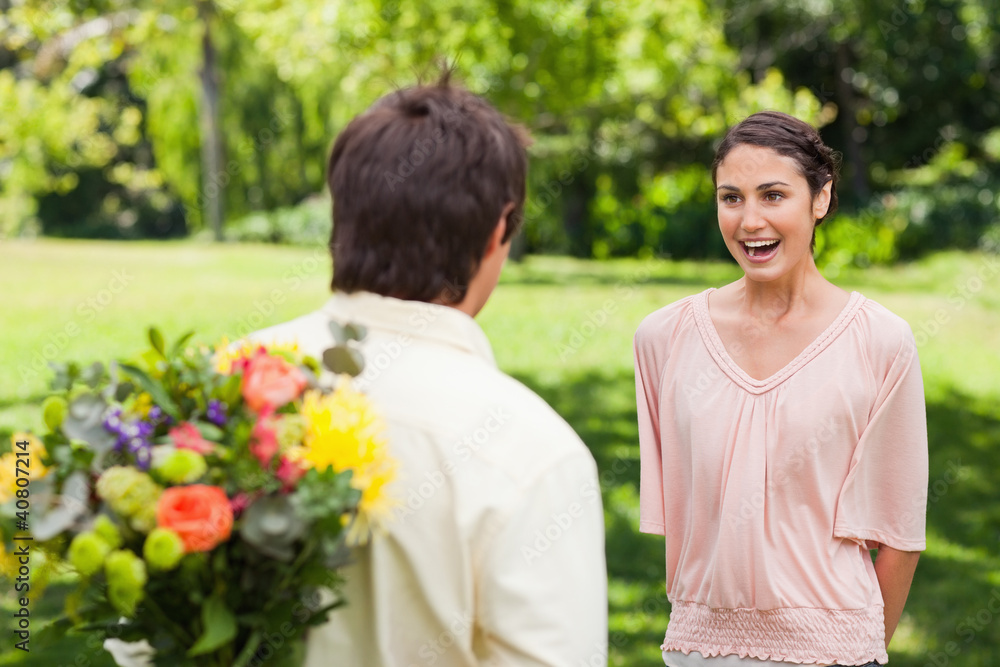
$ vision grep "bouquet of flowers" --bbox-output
[1,325,395,666]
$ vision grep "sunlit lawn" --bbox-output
[2,240,1000,666]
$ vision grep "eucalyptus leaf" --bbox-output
[327,321,347,345]
[48,361,78,392]
[114,380,136,402]
[118,363,180,418]
[186,594,237,657]
[322,346,364,376]
[342,323,367,342]
[62,394,117,462]
[80,362,105,388]
[239,495,307,562]
[33,472,90,541]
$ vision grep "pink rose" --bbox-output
[276,456,306,490]
[249,415,280,467]
[241,354,307,414]
[169,422,215,455]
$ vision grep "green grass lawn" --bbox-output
[2,240,1000,666]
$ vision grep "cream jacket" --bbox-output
[251,291,608,667]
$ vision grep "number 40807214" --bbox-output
[14,439,31,525]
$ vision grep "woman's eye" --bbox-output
[720,194,740,204]
[764,191,783,202]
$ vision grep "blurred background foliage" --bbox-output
[1,0,999,269]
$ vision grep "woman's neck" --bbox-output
[735,255,829,323]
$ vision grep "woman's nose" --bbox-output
[741,204,766,232]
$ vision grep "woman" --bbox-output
[634,111,928,667]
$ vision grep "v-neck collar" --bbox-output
[692,288,865,395]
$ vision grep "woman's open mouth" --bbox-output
[740,239,780,262]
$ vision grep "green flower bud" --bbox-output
[67,532,112,577]
[96,466,162,527]
[143,528,185,572]
[154,449,207,485]
[42,396,68,433]
[131,503,158,534]
[92,515,123,550]
[104,550,147,617]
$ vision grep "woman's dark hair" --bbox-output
[327,73,530,304]
[712,111,840,234]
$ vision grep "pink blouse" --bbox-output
[635,289,928,665]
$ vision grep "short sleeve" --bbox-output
[834,331,928,551]
[635,325,666,536]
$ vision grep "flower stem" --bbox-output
[232,628,263,667]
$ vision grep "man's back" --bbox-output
[251,291,607,666]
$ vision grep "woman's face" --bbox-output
[715,144,831,282]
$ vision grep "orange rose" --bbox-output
[241,354,307,414]
[156,485,234,553]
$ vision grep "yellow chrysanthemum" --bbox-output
[212,337,300,374]
[0,433,50,504]
[295,383,397,541]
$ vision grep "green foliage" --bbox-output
[221,196,329,246]
[2,1,1000,260]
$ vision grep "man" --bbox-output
[251,74,608,666]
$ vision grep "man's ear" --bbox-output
[484,203,516,256]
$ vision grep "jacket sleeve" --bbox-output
[476,452,608,665]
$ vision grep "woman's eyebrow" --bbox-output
[717,181,791,192]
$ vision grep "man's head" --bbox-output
[327,74,530,315]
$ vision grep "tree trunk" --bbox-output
[198,0,224,241]
[835,42,870,206]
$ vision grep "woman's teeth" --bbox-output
[744,240,779,257]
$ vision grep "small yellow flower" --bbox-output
[0,433,50,504]
[131,392,153,418]
[296,382,397,541]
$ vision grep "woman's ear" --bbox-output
[813,180,833,221]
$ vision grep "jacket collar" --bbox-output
[320,291,496,367]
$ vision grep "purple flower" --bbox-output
[133,446,152,470]
[103,406,124,434]
[147,406,164,423]
[206,400,228,427]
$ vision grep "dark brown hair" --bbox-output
[712,111,840,235]
[327,74,530,303]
